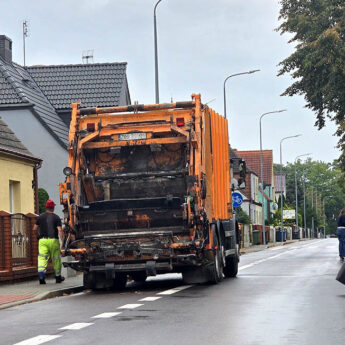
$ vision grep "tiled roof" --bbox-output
[0,57,69,148]
[0,117,37,159]
[0,68,24,104]
[27,62,128,110]
[235,150,274,186]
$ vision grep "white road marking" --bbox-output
[270,246,284,251]
[326,246,336,249]
[92,312,122,318]
[118,303,144,309]
[239,248,300,271]
[139,296,162,302]
[59,323,93,330]
[157,285,192,295]
[13,335,62,345]
[238,264,254,271]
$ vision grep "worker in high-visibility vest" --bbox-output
[33,200,65,284]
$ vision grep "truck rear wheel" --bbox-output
[208,230,223,283]
[223,255,239,277]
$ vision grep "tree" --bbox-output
[277,1,345,166]
[38,188,49,214]
[235,206,251,225]
[274,159,345,234]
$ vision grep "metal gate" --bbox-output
[11,214,31,267]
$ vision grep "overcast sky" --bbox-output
[0,0,340,165]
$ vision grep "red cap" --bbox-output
[45,200,56,208]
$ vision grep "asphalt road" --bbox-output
[2,238,344,345]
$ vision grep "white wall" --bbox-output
[1,108,67,216]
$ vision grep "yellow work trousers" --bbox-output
[38,238,62,277]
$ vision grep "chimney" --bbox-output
[0,35,12,64]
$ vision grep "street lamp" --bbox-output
[280,134,302,244]
[294,153,311,238]
[259,109,287,245]
[323,196,333,239]
[154,0,163,104]
[302,172,308,238]
[223,69,260,118]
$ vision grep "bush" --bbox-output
[38,188,49,214]
[235,206,251,225]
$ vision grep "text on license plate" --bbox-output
[118,132,147,141]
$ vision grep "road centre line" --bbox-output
[139,296,162,301]
[118,303,144,309]
[92,312,122,318]
[59,323,94,330]
[157,285,192,295]
[239,249,298,271]
[13,335,62,345]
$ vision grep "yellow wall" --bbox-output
[0,152,36,214]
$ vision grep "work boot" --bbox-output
[55,276,65,283]
[38,272,46,284]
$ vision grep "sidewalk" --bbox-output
[240,238,309,254]
[0,273,83,310]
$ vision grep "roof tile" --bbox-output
[235,150,274,186]
[27,62,128,110]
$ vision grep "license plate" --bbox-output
[118,132,147,141]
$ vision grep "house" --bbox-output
[235,150,276,223]
[0,117,41,214]
[0,34,131,214]
[230,148,262,224]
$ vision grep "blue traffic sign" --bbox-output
[232,192,243,207]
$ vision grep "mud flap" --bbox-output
[146,261,157,276]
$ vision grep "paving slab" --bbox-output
[0,273,83,310]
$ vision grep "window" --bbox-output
[9,181,21,213]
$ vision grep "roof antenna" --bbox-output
[82,50,94,64]
[23,20,29,67]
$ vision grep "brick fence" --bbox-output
[0,211,38,282]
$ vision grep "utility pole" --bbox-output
[154,0,163,104]
[311,186,314,238]
[23,20,28,67]
[303,173,307,238]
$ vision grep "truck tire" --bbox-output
[223,255,239,278]
[208,229,223,283]
[112,273,127,290]
[83,272,93,289]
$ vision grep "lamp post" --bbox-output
[154,0,163,104]
[223,69,260,118]
[294,153,311,238]
[280,134,302,243]
[311,186,315,238]
[259,110,286,245]
[302,172,308,238]
[322,196,332,239]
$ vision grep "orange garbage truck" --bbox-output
[59,94,241,289]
